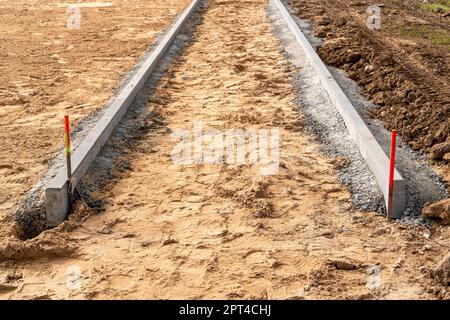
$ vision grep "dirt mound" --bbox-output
[422,199,450,225]
[214,174,276,218]
[0,202,79,262]
[218,107,263,125]
[289,0,450,157]
[316,26,449,154]
[430,141,450,160]
[434,253,450,286]
[0,231,76,262]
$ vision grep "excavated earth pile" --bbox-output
[287,0,449,158]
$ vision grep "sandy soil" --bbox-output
[0,0,449,300]
[0,0,190,222]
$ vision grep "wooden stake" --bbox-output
[387,130,397,221]
[64,115,72,206]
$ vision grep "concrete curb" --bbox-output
[45,0,201,226]
[273,0,405,217]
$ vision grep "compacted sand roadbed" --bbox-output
[0,0,191,220]
[0,0,449,300]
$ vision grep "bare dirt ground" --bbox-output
[0,0,449,300]
[287,0,450,230]
[287,0,449,157]
[0,0,190,231]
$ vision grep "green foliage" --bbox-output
[398,22,450,46]
[420,1,450,13]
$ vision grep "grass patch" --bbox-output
[420,1,450,13]
[398,22,450,46]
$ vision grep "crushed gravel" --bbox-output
[267,0,448,225]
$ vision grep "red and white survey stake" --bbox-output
[64,115,72,197]
[387,129,397,221]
